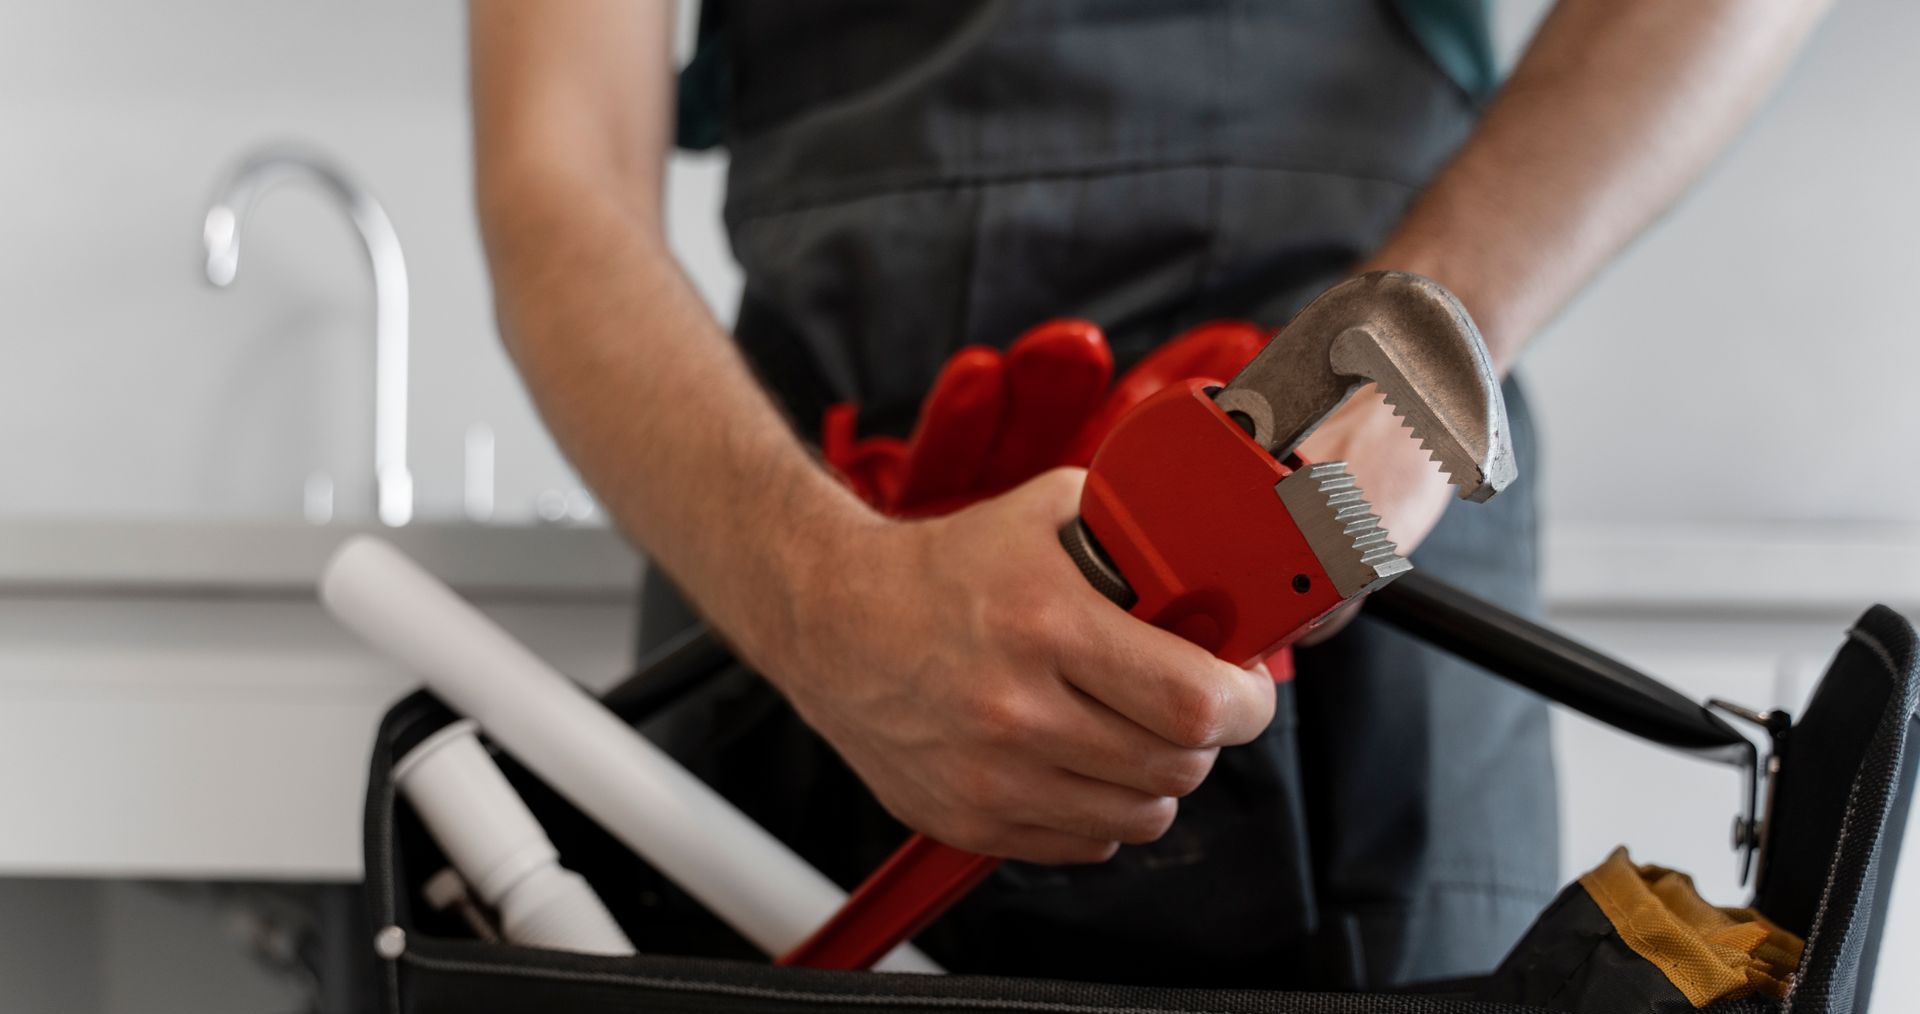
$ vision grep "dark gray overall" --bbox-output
[644,0,1558,989]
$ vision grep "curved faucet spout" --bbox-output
[202,145,413,527]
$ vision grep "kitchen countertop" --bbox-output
[0,517,641,599]
[0,515,1913,613]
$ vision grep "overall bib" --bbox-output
[642,0,1558,989]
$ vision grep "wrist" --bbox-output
[728,482,900,682]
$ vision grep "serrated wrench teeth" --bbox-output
[1215,270,1516,503]
[1329,326,1516,502]
[1274,461,1412,599]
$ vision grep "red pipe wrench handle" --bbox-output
[780,382,1351,970]
[778,836,997,970]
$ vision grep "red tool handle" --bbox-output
[782,381,1345,970]
[778,836,998,970]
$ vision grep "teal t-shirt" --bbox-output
[1393,0,1499,101]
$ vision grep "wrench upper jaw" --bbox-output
[1221,270,1517,504]
[1330,325,1517,503]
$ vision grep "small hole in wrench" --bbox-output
[1225,410,1257,438]
[1291,574,1311,594]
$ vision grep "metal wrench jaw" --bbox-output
[1213,271,1517,503]
[1275,460,1412,600]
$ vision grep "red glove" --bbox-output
[818,404,907,509]
[891,346,1005,509]
[824,318,1267,515]
[822,319,1113,517]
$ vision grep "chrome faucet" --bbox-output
[201,145,413,526]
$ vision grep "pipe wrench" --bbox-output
[782,271,1518,970]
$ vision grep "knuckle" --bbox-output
[1045,837,1119,865]
[985,577,1041,622]
[937,815,1006,855]
[1021,468,1086,513]
[949,766,993,809]
[953,819,1008,855]
[949,763,1013,813]
[1116,797,1179,844]
[1153,749,1217,798]
[980,593,1022,635]
[1074,839,1122,864]
[1164,678,1234,748]
[1036,465,1085,489]
[1010,597,1068,649]
[967,691,1035,745]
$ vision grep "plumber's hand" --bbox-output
[756,468,1276,864]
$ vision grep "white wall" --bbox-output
[0,2,735,524]
[1493,1,1920,527]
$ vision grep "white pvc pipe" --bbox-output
[395,720,634,955]
[321,536,939,973]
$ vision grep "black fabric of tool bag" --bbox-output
[360,605,1918,1014]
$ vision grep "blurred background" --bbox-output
[1,2,1915,1010]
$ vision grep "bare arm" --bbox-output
[1302,0,1831,559]
[469,1,1273,864]
[1366,0,1832,369]
[470,2,865,656]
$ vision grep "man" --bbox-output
[468,0,1825,988]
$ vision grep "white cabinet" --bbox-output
[0,520,638,880]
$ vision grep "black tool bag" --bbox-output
[361,604,1917,1014]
